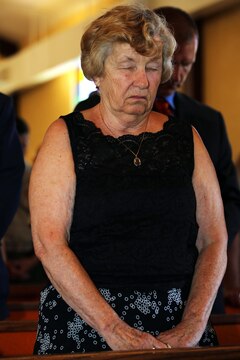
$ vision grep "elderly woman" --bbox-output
[30,4,227,355]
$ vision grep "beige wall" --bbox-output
[201,5,240,162]
[18,69,77,164]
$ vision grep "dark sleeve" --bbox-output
[215,112,240,247]
[0,94,25,240]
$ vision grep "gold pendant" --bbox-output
[134,157,141,167]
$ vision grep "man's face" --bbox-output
[157,36,198,97]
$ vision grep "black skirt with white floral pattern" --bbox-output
[33,284,218,354]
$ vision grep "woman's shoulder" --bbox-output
[149,111,168,133]
[60,111,84,124]
[60,111,92,135]
[150,111,192,137]
[61,109,98,130]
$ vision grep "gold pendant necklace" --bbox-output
[119,132,145,167]
[99,105,149,167]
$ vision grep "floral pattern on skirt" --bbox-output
[34,285,218,354]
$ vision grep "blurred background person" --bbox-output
[3,117,46,284]
[0,92,24,320]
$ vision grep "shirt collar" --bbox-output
[164,93,176,109]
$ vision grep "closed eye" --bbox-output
[120,66,135,70]
[146,67,160,71]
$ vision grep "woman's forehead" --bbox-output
[107,42,162,62]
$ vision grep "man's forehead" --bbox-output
[174,39,198,55]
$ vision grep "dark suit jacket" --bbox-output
[74,92,100,112]
[0,93,25,240]
[174,92,240,246]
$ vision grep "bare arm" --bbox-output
[29,118,165,350]
[158,127,228,347]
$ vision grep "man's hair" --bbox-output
[154,7,199,44]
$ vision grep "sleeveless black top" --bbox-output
[62,112,199,290]
[34,113,219,355]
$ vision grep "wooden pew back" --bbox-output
[8,301,39,321]
[0,346,240,360]
[0,320,37,356]
[211,314,240,346]
[0,314,240,357]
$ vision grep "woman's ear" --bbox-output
[94,77,100,89]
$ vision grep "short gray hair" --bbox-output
[81,4,176,84]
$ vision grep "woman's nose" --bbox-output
[134,69,149,88]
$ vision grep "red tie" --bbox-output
[153,98,174,116]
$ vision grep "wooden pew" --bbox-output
[7,301,39,320]
[6,282,43,321]
[211,314,240,345]
[0,320,37,356]
[0,314,239,357]
[0,346,240,360]
[8,283,45,302]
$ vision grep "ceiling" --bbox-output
[0,0,92,46]
[1,0,239,47]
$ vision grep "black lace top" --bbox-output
[62,112,199,289]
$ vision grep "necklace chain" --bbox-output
[99,105,148,167]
